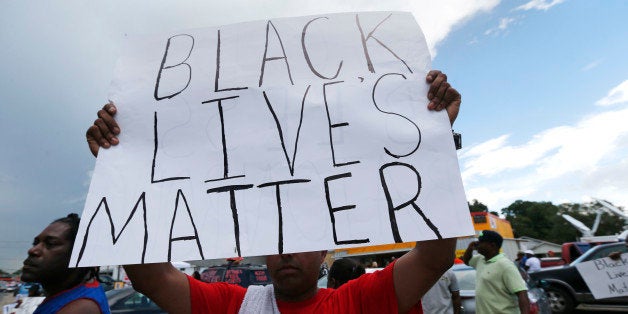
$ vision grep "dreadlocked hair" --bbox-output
[52,213,101,282]
[53,213,81,245]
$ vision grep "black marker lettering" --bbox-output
[201,97,245,181]
[355,14,412,74]
[262,86,310,176]
[151,112,191,183]
[372,73,421,158]
[207,184,255,257]
[379,162,441,243]
[75,193,148,266]
[168,189,205,261]
[259,20,294,87]
[302,17,343,80]
[324,173,369,245]
[154,34,194,100]
[258,179,311,254]
[323,81,360,167]
[215,29,248,92]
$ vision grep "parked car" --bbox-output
[5,281,19,293]
[452,264,551,314]
[14,282,42,297]
[0,281,7,292]
[106,287,166,314]
[317,267,384,289]
[529,242,628,313]
[99,274,115,291]
[201,264,272,288]
[317,273,328,288]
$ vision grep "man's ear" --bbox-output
[327,277,336,289]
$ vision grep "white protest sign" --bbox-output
[71,11,473,267]
[576,253,628,299]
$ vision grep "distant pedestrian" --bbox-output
[421,267,461,314]
[327,259,365,289]
[463,230,530,313]
[524,250,541,272]
[514,251,526,269]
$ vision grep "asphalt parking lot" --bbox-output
[1,292,16,307]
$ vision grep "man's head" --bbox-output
[327,258,365,289]
[476,230,503,258]
[266,250,327,301]
[22,214,91,288]
[524,250,535,257]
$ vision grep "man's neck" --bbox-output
[274,286,319,303]
[482,251,499,260]
[43,273,86,297]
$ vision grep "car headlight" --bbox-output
[527,289,541,303]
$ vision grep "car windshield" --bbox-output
[106,288,129,298]
[571,243,628,266]
[453,267,476,291]
[317,274,328,288]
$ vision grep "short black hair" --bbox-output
[329,259,365,287]
[478,230,503,248]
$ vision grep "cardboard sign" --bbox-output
[71,11,472,267]
[576,253,628,299]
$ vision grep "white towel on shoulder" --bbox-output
[239,284,280,314]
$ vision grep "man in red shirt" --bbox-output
[86,70,461,314]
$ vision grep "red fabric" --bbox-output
[189,262,422,313]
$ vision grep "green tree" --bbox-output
[501,200,626,244]
[501,200,560,240]
[555,201,625,241]
[468,199,488,212]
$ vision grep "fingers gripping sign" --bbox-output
[86,103,120,157]
[426,70,461,125]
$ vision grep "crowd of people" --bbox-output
[9,62,573,313]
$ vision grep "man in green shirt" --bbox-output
[462,230,530,314]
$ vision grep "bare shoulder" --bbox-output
[58,298,103,314]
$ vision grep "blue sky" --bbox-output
[1,0,627,272]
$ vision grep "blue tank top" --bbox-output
[34,281,110,314]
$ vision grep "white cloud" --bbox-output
[485,17,517,36]
[596,80,628,106]
[516,0,566,11]
[461,105,628,211]
[581,59,602,72]
[87,0,501,59]
[406,0,500,55]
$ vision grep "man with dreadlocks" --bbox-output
[21,213,111,314]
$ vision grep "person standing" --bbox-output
[421,267,461,314]
[524,250,541,272]
[514,251,526,269]
[326,259,365,289]
[21,214,110,314]
[86,70,462,314]
[462,230,530,314]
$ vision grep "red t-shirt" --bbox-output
[189,262,422,313]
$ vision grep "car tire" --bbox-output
[546,286,575,314]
